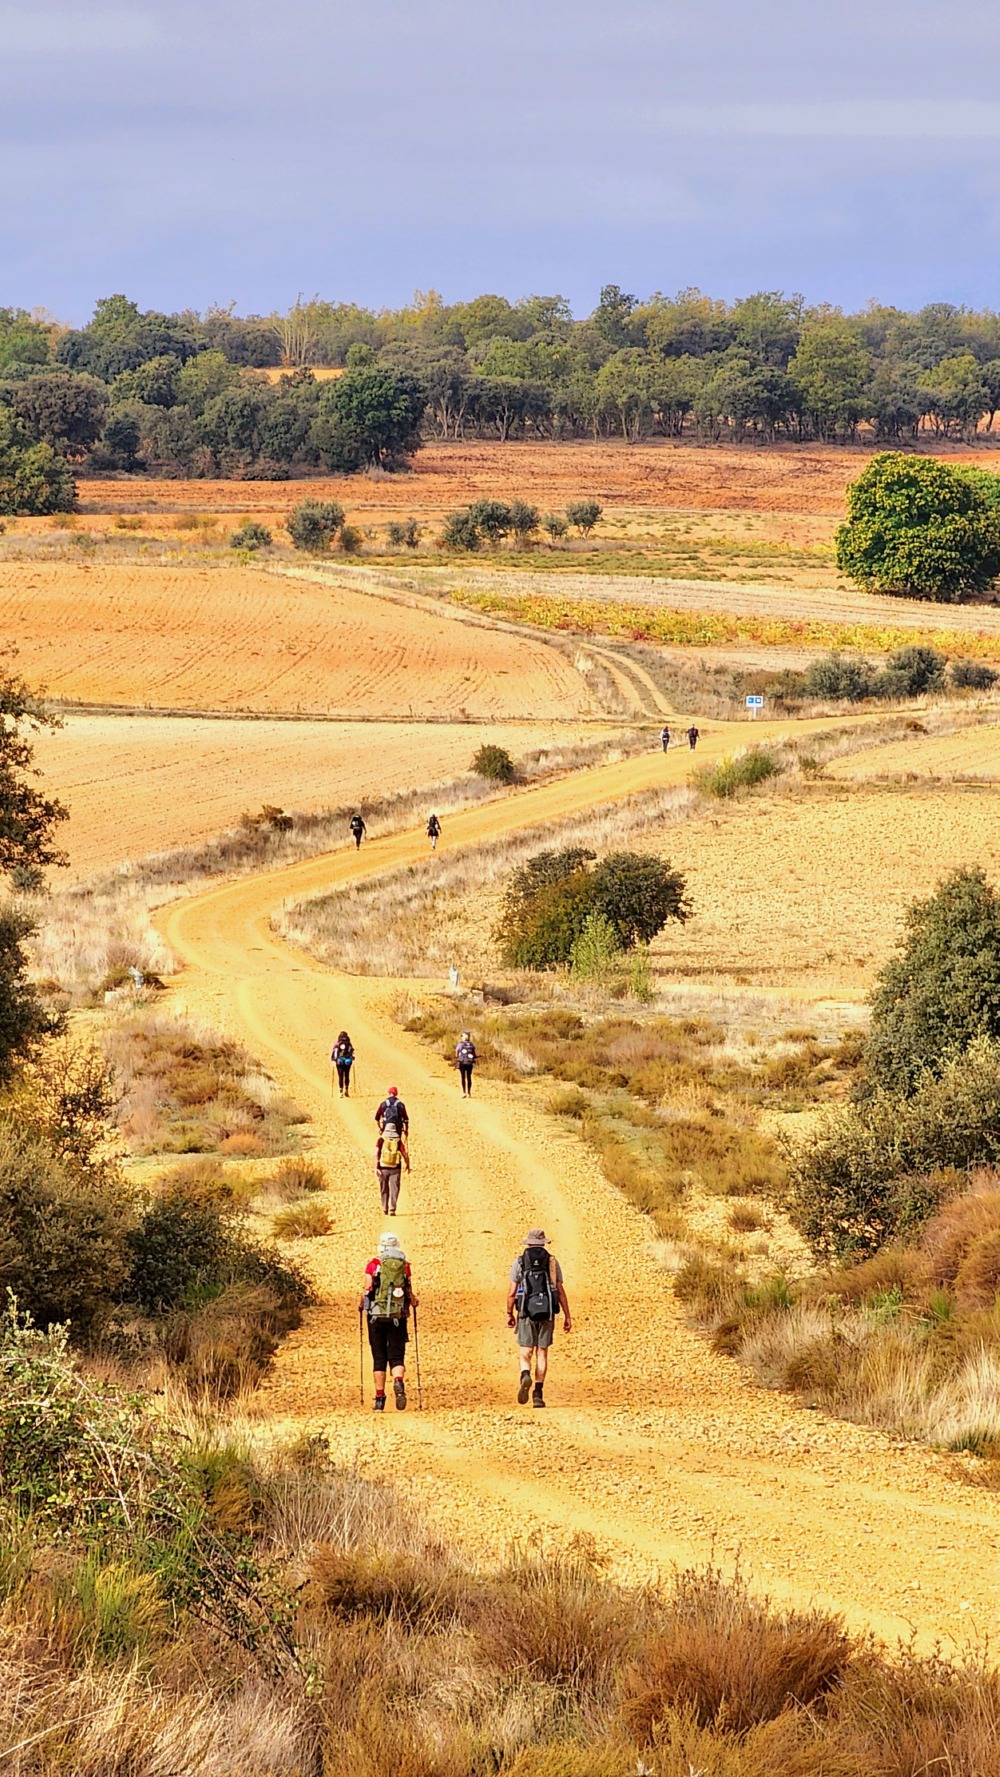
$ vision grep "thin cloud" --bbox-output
[650,99,1000,141]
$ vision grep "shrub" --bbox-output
[442,507,481,550]
[566,499,602,535]
[836,452,1000,602]
[0,1123,134,1335]
[126,1187,230,1313]
[865,866,1000,1096]
[467,498,512,543]
[542,513,568,540]
[570,912,623,980]
[696,748,782,798]
[229,520,272,551]
[273,1199,332,1238]
[873,643,946,699]
[508,499,540,544]
[386,518,420,548]
[472,742,516,783]
[803,652,876,701]
[286,499,345,553]
[338,522,363,554]
[498,848,689,969]
[950,657,999,690]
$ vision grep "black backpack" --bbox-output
[350,816,364,834]
[520,1247,555,1321]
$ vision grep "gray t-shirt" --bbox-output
[510,1251,564,1289]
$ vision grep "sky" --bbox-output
[5,0,1000,324]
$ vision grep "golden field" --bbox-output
[829,721,1000,780]
[32,713,600,879]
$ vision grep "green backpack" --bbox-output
[370,1256,409,1322]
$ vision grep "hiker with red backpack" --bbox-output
[360,1231,418,1411]
[374,1119,410,1215]
[507,1228,572,1409]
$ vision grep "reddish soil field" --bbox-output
[74,441,1000,522]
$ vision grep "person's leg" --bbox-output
[379,1171,390,1215]
[368,1323,388,1408]
[518,1341,535,1402]
[389,1324,407,1407]
[532,1323,554,1405]
[388,1169,401,1214]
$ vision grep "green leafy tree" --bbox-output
[919,351,989,439]
[321,366,425,467]
[789,316,871,440]
[109,354,181,409]
[590,852,691,947]
[865,867,1000,1097]
[0,1124,133,1332]
[836,453,1000,602]
[595,349,655,439]
[508,500,540,545]
[591,284,639,349]
[497,847,689,969]
[11,373,108,457]
[198,385,271,469]
[176,349,239,415]
[0,409,75,515]
[101,412,143,470]
[0,309,51,374]
[286,500,344,553]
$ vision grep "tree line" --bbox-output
[5,286,1000,495]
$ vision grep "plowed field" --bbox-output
[77,441,1000,519]
[0,562,594,719]
[830,723,1000,780]
[33,714,596,879]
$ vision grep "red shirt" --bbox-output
[365,1257,412,1282]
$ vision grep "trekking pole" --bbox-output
[358,1307,365,1408]
[413,1305,424,1410]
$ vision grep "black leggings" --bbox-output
[336,1060,352,1095]
[459,1063,474,1094]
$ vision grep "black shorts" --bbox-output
[368,1317,408,1370]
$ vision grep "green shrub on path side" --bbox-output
[472,742,516,783]
[498,848,690,969]
[836,452,1000,602]
[0,1122,134,1335]
[865,866,1000,1097]
[695,747,781,798]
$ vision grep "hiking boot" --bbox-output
[373,1395,386,1412]
[518,1370,532,1404]
[532,1387,545,1409]
[394,1377,407,1411]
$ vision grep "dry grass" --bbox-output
[103,1009,305,1157]
[272,1199,333,1239]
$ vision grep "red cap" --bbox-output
[387,1086,398,1096]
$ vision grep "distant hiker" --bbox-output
[375,1119,410,1215]
[427,813,441,851]
[660,725,671,752]
[360,1232,418,1411]
[332,1030,355,1098]
[375,1087,409,1135]
[456,1031,477,1098]
[507,1228,572,1409]
[448,965,460,991]
[349,813,366,850]
[687,725,700,751]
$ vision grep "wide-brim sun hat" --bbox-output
[378,1232,405,1256]
[524,1229,548,1246]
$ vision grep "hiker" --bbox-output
[427,813,441,851]
[687,725,700,751]
[375,1118,410,1215]
[660,725,670,752]
[331,1030,355,1098]
[375,1086,409,1135]
[349,813,366,850]
[360,1231,418,1411]
[507,1228,572,1409]
[455,1031,477,1098]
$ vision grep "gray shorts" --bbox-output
[516,1316,554,1349]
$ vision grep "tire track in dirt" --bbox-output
[154,724,1000,1649]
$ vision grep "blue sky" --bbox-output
[6,0,1000,323]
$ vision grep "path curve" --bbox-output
[154,723,1000,1648]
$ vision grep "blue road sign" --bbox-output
[745,695,764,707]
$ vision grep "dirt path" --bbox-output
[154,725,1000,1649]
